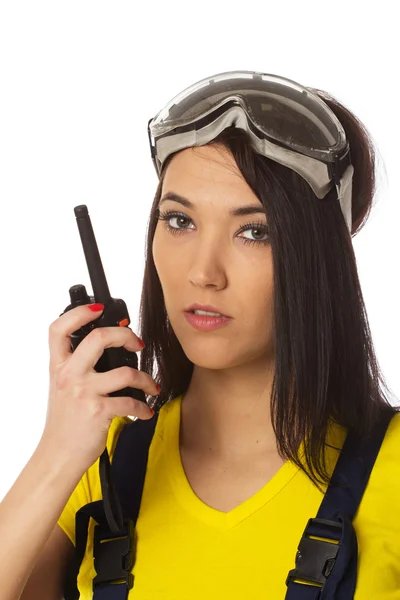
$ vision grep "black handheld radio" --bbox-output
[61,204,146,532]
[62,205,146,404]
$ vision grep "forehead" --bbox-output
[161,144,253,200]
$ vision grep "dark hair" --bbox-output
[138,87,399,492]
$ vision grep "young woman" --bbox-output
[1,71,399,600]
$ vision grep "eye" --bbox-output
[157,210,270,247]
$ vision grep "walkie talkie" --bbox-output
[62,205,146,404]
[61,204,146,532]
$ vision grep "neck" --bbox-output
[180,355,277,460]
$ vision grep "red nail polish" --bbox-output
[88,303,104,312]
[138,337,146,348]
[156,384,161,393]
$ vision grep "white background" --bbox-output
[0,1,398,500]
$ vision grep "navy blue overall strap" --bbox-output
[285,408,397,600]
[91,414,159,599]
[62,414,159,600]
[63,500,135,600]
[111,414,160,523]
[63,499,108,600]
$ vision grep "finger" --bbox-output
[69,325,144,376]
[48,304,105,370]
[89,366,159,398]
[107,396,155,420]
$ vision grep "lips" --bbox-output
[185,303,232,318]
[184,311,232,331]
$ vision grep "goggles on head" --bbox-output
[147,70,354,233]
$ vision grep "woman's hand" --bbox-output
[41,303,158,470]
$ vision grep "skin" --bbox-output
[152,144,282,470]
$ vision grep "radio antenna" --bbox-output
[74,205,111,304]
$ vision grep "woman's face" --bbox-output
[152,143,275,369]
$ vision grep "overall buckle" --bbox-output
[92,518,135,591]
[286,518,342,588]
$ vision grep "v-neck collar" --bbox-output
[164,395,300,530]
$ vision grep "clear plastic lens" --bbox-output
[150,71,345,152]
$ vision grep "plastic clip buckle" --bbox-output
[286,517,342,588]
[328,148,351,188]
[92,518,135,591]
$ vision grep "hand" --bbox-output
[41,303,158,470]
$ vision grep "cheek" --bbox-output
[240,266,274,329]
[152,230,162,274]
[242,256,273,300]
[152,227,169,278]
[152,228,183,289]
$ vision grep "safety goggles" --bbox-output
[147,70,354,233]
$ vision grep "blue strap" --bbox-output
[63,500,106,600]
[111,414,159,521]
[91,415,158,599]
[92,586,130,600]
[62,415,158,599]
[285,409,396,599]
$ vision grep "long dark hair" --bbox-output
[137,87,399,491]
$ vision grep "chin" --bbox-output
[185,356,235,370]
[180,342,242,370]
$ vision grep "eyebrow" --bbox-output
[159,192,266,218]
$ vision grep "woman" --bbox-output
[1,71,399,599]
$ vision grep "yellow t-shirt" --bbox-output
[57,395,400,598]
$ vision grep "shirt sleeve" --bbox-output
[57,416,131,546]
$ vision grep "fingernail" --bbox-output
[88,303,104,312]
[155,384,161,393]
[149,408,155,416]
[138,337,146,348]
